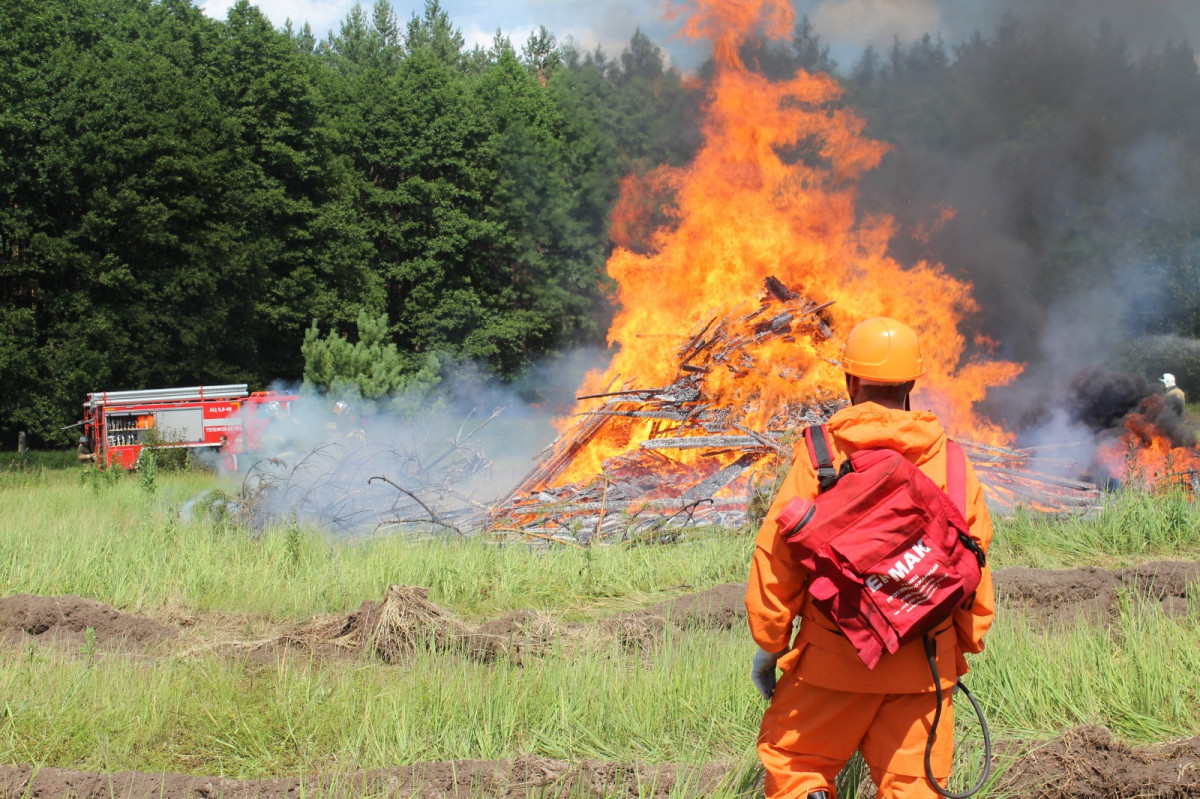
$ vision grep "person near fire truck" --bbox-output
[217,434,237,473]
[745,316,996,799]
[76,435,95,464]
[327,399,365,443]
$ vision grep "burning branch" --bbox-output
[485,278,844,541]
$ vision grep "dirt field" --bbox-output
[2,730,1198,798]
[1,561,1198,798]
[0,759,731,799]
[3,561,1196,657]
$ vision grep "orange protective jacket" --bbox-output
[746,402,995,693]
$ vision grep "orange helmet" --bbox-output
[840,317,925,382]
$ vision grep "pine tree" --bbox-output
[301,313,441,408]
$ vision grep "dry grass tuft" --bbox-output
[362,584,470,662]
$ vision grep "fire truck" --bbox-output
[82,384,299,469]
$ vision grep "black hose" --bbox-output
[922,633,992,798]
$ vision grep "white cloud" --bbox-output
[196,0,693,65]
[198,0,359,37]
[526,0,646,55]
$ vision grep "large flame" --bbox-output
[559,0,1022,485]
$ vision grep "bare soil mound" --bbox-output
[594,561,1200,649]
[995,560,1200,626]
[632,584,747,630]
[260,584,751,662]
[266,586,647,664]
[473,609,561,663]
[6,726,1199,798]
[17,560,1188,663]
[996,725,1200,798]
[0,594,176,652]
[599,584,747,650]
[606,560,1200,643]
[0,757,729,798]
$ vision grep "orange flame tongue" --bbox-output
[1098,396,1200,489]
[561,0,1022,485]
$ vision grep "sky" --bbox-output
[196,0,694,64]
[197,0,1200,71]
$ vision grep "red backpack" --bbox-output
[775,425,986,670]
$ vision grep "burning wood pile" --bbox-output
[487,278,1103,544]
[957,441,1103,516]
[487,278,835,542]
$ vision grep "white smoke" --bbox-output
[808,0,942,51]
[228,348,609,537]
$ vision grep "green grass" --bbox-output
[969,592,1200,741]
[4,471,1200,622]
[1,470,1199,795]
[0,625,759,777]
[0,469,753,621]
[989,485,1200,569]
[0,449,78,472]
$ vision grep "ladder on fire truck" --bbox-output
[85,384,250,408]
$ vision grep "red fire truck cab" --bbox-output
[82,384,298,469]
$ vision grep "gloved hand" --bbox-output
[751,647,785,700]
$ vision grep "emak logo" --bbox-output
[865,539,932,592]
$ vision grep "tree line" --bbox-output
[4,0,1200,444]
[1,0,701,443]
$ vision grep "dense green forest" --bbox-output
[4,0,1200,444]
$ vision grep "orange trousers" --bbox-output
[757,674,954,799]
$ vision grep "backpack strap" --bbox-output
[945,439,966,517]
[804,425,839,493]
[947,439,986,570]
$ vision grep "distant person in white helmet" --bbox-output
[327,399,365,442]
[326,400,348,436]
[1161,373,1186,415]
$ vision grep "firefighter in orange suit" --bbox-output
[746,317,995,799]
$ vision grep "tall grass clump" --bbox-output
[0,622,759,776]
[137,446,158,495]
[990,483,1200,568]
[0,470,753,620]
[967,591,1200,741]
